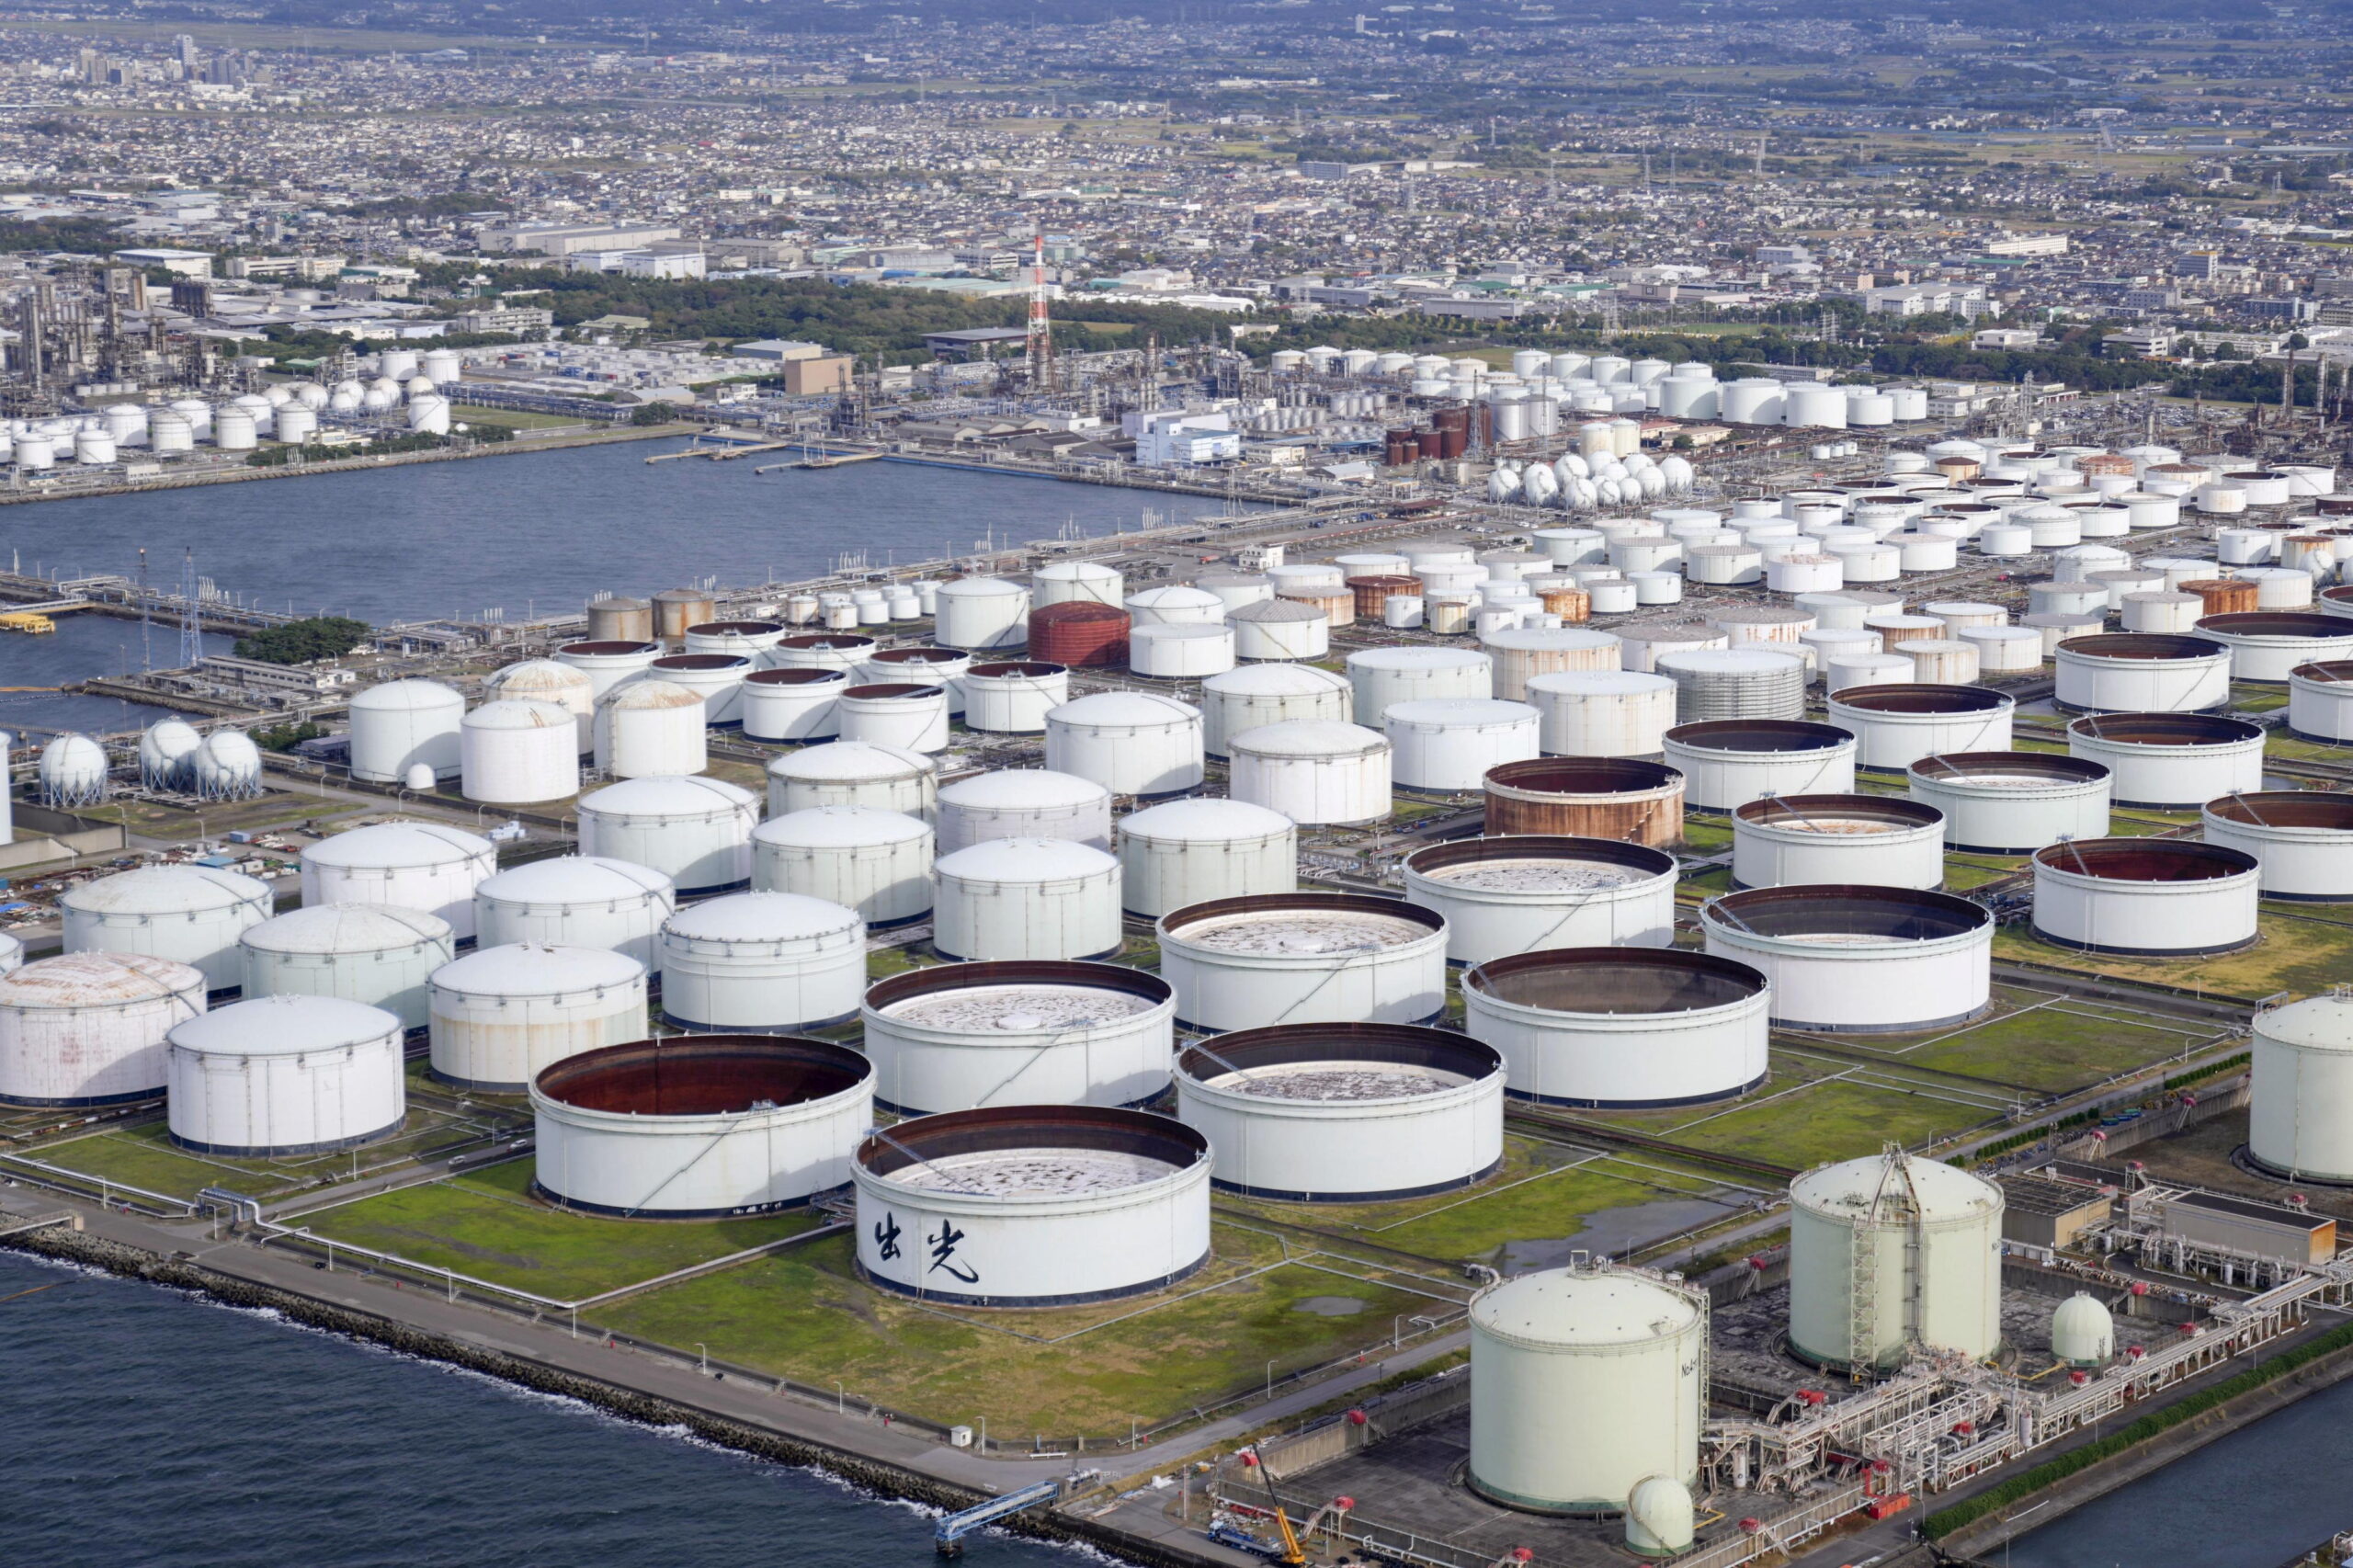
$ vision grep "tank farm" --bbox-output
[17,437,2353,1568]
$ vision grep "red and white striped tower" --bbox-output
[1026,226,1053,391]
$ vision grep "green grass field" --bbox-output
[1995,909,2353,1002]
[29,1110,486,1202]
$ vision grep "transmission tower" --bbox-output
[178,548,202,670]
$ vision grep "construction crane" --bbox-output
[1214,1449,1355,1564]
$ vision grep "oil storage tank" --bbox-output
[752,807,934,927]
[460,699,580,804]
[2029,838,2258,955]
[656,892,866,1032]
[1468,1262,1705,1514]
[1907,753,2112,853]
[165,996,405,1155]
[1524,671,1677,757]
[766,741,937,821]
[577,776,759,894]
[934,577,1030,651]
[738,668,846,743]
[1663,720,1856,812]
[1157,892,1448,1032]
[1403,837,1677,964]
[1346,645,1494,723]
[851,1106,1211,1307]
[427,942,650,1092]
[1700,885,1992,1032]
[486,659,596,753]
[932,838,1123,962]
[63,865,273,994]
[0,953,205,1106]
[240,905,454,1032]
[1174,1022,1504,1200]
[299,821,496,940]
[1386,700,1542,792]
[2054,633,2233,714]
[1462,948,1768,1108]
[1228,722,1392,824]
[555,640,664,702]
[1199,665,1352,757]
[2249,992,2353,1181]
[533,1036,872,1216]
[472,857,676,977]
[2191,612,2353,684]
[1483,758,1684,848]
[348,679,464,783]
[937,769,1112,854]
[859,960,1175,1114]
[1824,686,2013,772]
[2066,713,2265,808]
[1116,798,1297,917]
[1044,692,1205,798]
[1732,796,1946,891]
[1788,1148,2002,1373]
[2201,791,2353,902]
[594,679,708,780]
[961,662,1070,734]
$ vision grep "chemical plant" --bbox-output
[14,420,2353,1568]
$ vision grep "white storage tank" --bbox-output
[1701,885,1992,1032]
[1788,1148,2002,1372]
[649,653,754,727]
[961,661,1071,734]
[63,865,273,994]
[1199,664,1353,756]
[2030,838,2259,955]
[657,892,866,1031]
[472,856,676,977]
[1908,753,2112,853]
[1176,1022,1504,1200]
[2200,791,2353,903]
[1125,584,1225,626]
[1228,721,1392,824]
[241,905,453,1032]
[752,807,934,927]
[594,680,709,780]
[684,619,790,664]
[2249,993,2353,1181]
[554,640,665,702]
[2066,712,2265,808]
[1824,685,2014,772]
[1404,837,1677,965]
[577,776,758,894]
[852,1105,1211,1307]
[1129,622,1235,677]
[1033,560,1123,608]
[426,942,649,1091]
[2193,612,2353,684]
[534,1036,872,1216]
[938,769,1111,854]
[0,953,206,1106]
[1733,795,1945,891]
[1464,947,1769,1108]
[766,741,937,820]
[1157,892,1447,1032]
[933,838,1123,961]
[934,577,1030,651]
[1346,645,1495,723]
[1386,699,1541,793]
[2054,633,2233,714]
[860,960,1175,1114]
[1227,598,1329,661]
[348,679,464,783]
[835,682,950,754]
[460,699,579,804]
[486,659,595,753]
[1044,692,1205,797]
[1656,648,1806,723]
[740,668,847,742]
[1523,671,1677,757]
[1115,798,1297,920]
[1662,719,1856,812]
[166,996,405,1155]
[1481,628,1621,701]
[300,821,496,940]
[2288,660,2353,743]
[1468,1262,1705,1513]
[770,632,876,674]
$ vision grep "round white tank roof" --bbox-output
[938,769,1110,811]
[580,775,756,816]
[1203,664,1352,698]
[665,891,860,942]
[1128,585,1223,608]
[1526,669,1675,697]
[2053,1291,2112,1339]
[602,679,705,712]
[433,941,646,996]
[936,838,1120,881]
[1120,798,1294,841]
[489,659,592,697]
[305,821,494,869]
[0,950,207,1007]
[64,865,271,915]
[1472,1268,1701,1348]
[1385,699,1540,727]
[1790,1152,1999,1221]
[2256,994,2353,1053]
[169,994,402,1057]
[1349,646,1491,672]
[1038,561,1119,582]
[1050,692,1202,725]
[351,678,461,711]
[756,806,932,848]
[768,742,937,783]
[1230,721,1390,758]
[464,698,574,731]
[938,576,1025,598]
[1482,627,1620,653]
[478,856,673,903]
[244,904,452,954]
[1228,598,1324,623]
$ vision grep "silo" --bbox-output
[655,892,865,1032]
[739,668,846,742]
[0,953,205,1106]
[933,839,1123,961]
[62,865,273,993]
[1157,892,1448,1032]
[487,658,596,754]
[2030,838,2258,955]
[2054,633,2233,714]
[1404,837,1676,965]
[2202,791,2353,901]
[852,1106,1211,1307]
[1116,798,1297,918]
[1386,699,1542,792]
[534,1036,872,1216]
[2066,713,2264,808]
[1788,1148,2003,1373]
[1702,886,1992,1032]
[472,856,676,976]
[1129,623,1236,677]
[584,598,655,643]
[1663,719,1856,811]
[935,577,1030,651]
[1464,947,1768,1108]
[577,775,758,894]
[240,905,454,1032]
[1028,601,1130,668]
[299,821,495,940]
[1200,664,1353,757]
[651,587,717,644]
[938,769,1111,853]
[1033,560,1123,608]
[460,699,579,804]
[348,679,464,783]
[594,679,708,779]
[555,639,663,701]
[166,996,405,1155]
[861,960,1175,1114]
[2249,992,2353,1181]
[766,741,937,820]
[836,682,950,753]
[1044,691,1205,797]
[962,661,1070,733]
[424,942,650,1092]
[1732,795,1946,891]
[752,807,934,926]
[1345,645,1495,722]
[1176,1023,1504,1200]
[1228,721,1392,824]
[1469,1263,1705,1514]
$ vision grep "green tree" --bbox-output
[233,617,372,665]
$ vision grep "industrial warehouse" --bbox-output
[15,425,2353,1568]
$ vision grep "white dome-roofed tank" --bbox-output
[1404,837,1677,966]
[486,658,596,754]
[1044,691,1204,797]
[1386,699,1541,793]
[1346,645,1495,723]
[1175,1022,1505,1201]
[938,769,1111,854]
[2249,992,2353,1181]
[1228,721,1392,824]
[299,821,496,940]
[656,892,866,1032]
[1124,584,1225,626]
[239,904,454,1032]
[0,953,206,1107]
[766,741,937,820]
[1788,1147,2003,1373]
[2052,1293,2115,1368]
[472,856,675,977]
[1033,560,1123,608]
[1700,885,1992,1032]
[39,733,109,806]
[534,1035,872,1217]
[138,718,204,790]
[2029,837,2258,956]
[461,699,578,804]
[1199,664,1352,757]
[189,730,264,801]
[1626,1475,1697,1560]
[1157,892,1448,1032]
[594,679,708,779]
[1468,1261,1706,1514]
[932,839,1123,961]
[1463,948,1768,1108]
[577,776,758,894]
[426,942,648,1092]
[860,960,1176,1114]
[419,348,461,386]
[934,576,1030,651]
[1227,597,1329,661]
[1128,622,1234,677]
[852,1105,1211,1307]
[63,865,273,993]
[752,807,933,927]
[166,996,406,1155]
[1117,798,1297,918]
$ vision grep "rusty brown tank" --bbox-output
[2179,578,2260,617]
[1348,575,1420,619]
[1483,758,1685,848]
